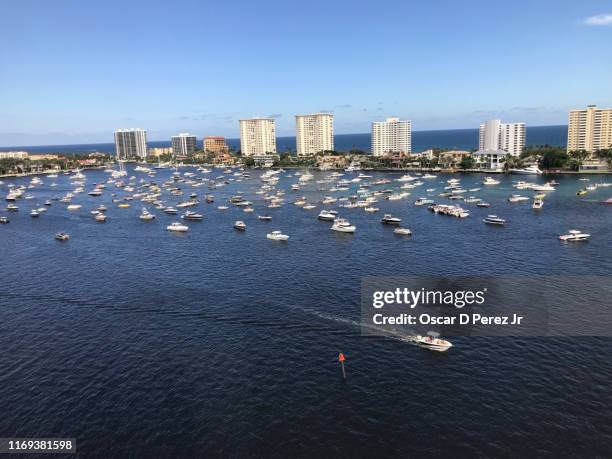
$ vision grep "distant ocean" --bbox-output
[0,125,567,155]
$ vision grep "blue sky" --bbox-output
[1,0,611,146]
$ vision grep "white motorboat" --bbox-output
[182,211,203,220]
[331,218,356,233]
[258,215,272,221]
[30,209,40,217]
[95,214,107,222]
[381,214,401,225]
[483,177,500,185]
[476,202,490,208]
[163,207,178,214]
[267,230,289,241]
[559,230,590,242]
[412,332,453,352]
[508,194,529,203]
[167,222,189,232]
[0,216,9,224]
[532,198,544,209]
[483,215,506,225]
[233,220,246,231]
[140,208,156,220]
[364,206,379,212]
[55,232,70,241]
[318,210,338,221]
[7,203,19,211]
[414,198,434,206]
[394,227,412,236]
[67,204,82,210]
[217,205,229,210]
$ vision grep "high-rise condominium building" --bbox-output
[371,117,412,156]
[203,136,229,155]
[567,105,612,153]
[295,113,334,156]
[479,120,526,156]
[171,133,197,157]
[239,118,277,156]
[114,129,148,160]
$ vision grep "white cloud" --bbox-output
[583,13,612,26]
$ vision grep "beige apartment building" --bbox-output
[567,105,612,152]
[295,113,334,156]
[239,118,276,156]
[203,136,229,155]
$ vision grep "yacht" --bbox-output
[233,220,246,231]
[381,214,401,225]
[414,198,434,206]
[531,183,555,192]
[412,332,453,352]
[55,232,70,241]
[318,210,338,221]
[217,205,229,210]
[422,174,437,179]
[67,204,82,210]
[0,216,9,224]
[476,202,491,208]
[508,194,529,203]
[163,207,178,214]
[182,211,203,221]
[483,215,506,225]
[140,208,156,220]
[394,227,412,236]
[267,230,289,241]
[44,200,52,206]
[483,176,500,185]
[364,206,379,212]
[532,198,544,209]
[331,218,356,233]
[511,165,542,175]
[258,215,272,221]
[559,230,590,242]
[167,222,189,232]
[95,214,107,222]
[30,209,40,217]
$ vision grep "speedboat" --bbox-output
[331,218,356,233]
[258,215,272,221]
[476,202,490,208]
[576,188,588,196]
[532,198,544,209]
[559,230,590,242]
[30,209,40,217]
[55,232,70,241]
[267,230,289,241]
[95,214,107,222]
[67,204,82,210]
[167,222,189,232]
[217,205,229,210]
[483,215,506,225]
[233,220,246,231]
[381,214,401,225]
[182,211,203,221]
[412,332,452,352]
[7,203,18,211]
[364,206,379,212]
[0,216,8,224]
[163,207,178,214]
[394,227,412,236]
[318,210,338,221]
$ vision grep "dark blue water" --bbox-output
[0,167,610,457]
[0,125,568,155]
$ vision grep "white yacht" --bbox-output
[414,198,434,206]
[508,194,529,203]
[331,218,356,233]
[412,332,453,352]
[267,230,289,241]
[167,222,189,232]
[559,230,590,242]
[483,215,506,225]
[394,227,412,236]
[233,220,246,231]
[483,176,500,185]
[182,211,203,220]
[381,214,401,225]
[95,214,107,222]
[318,210,338,221]
[67,204,82,210]
[511,165,542,175]
[140,208,156,220]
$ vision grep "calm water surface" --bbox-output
[0,167,610,457]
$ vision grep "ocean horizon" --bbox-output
[0,125,568,155]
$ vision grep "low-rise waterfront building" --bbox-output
[148,147,173,158]
[473,149,508,170]
[203,136,229,155]
[114,128,148,160]
[438,150,471,168]
[316,155,348,170]
[567,105,612,153]
[0,151,29,160]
